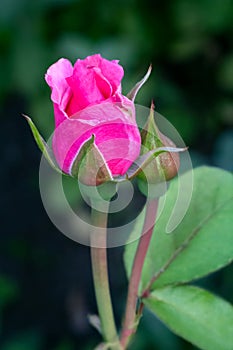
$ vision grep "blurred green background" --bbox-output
[1,0,233,349]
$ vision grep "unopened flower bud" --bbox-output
[137,104,180,194]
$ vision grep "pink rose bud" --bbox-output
[45,54,141,185]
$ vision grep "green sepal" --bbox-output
[127,65,152,101]
[126,146,186,180]
[113,146,186,195]
[23,114,65,175]
[137,104,186,191]
[140,102,163,149]
[71,135,113,186]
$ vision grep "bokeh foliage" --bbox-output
[0,0,233,349]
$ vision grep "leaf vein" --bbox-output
[141,195,233,296]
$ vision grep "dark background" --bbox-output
[0,0,233,349]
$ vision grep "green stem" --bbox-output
[90,206,122,350]
[120,198,159,349]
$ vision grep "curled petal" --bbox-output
[52,100,141,176]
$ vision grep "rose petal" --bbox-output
[66,60,106,115]
[65,54,124,116]
[45,58,73,108]
[97,54,124,93]
[52,101,141,175]
[93,67,112,98]
[45,55,141,180]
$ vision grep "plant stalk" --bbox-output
[90,206,122,350]
[120,198,159,348]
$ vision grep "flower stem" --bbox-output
[90,206,121,350]
[120,198,159,349]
